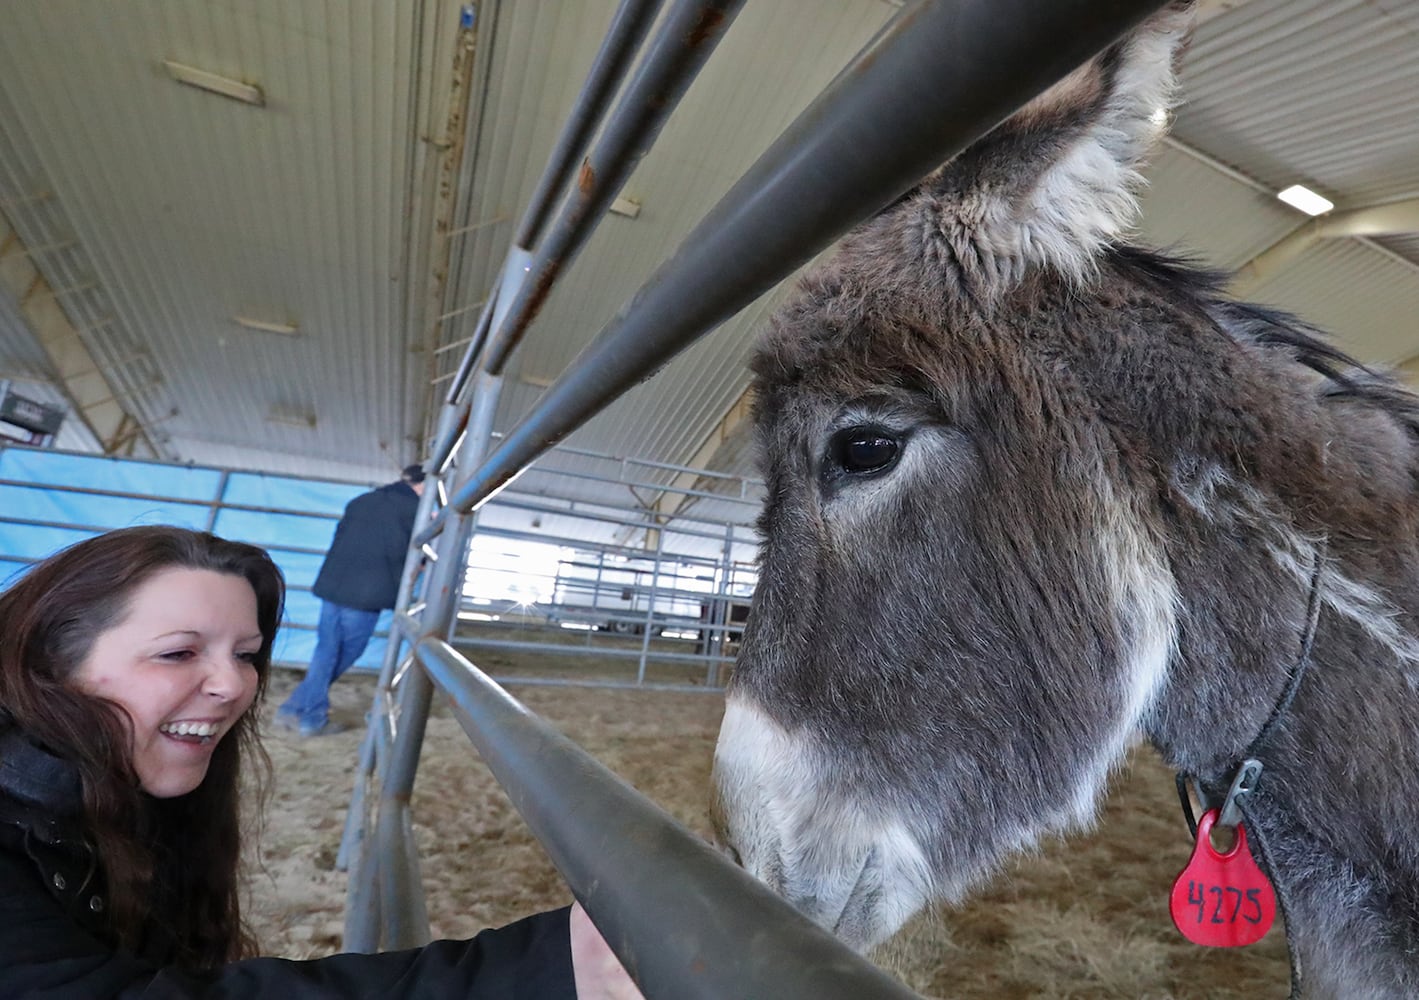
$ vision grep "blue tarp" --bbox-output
[0,482,211,532]
[212,508,338,553]
[0,447,391,671]
[222,472,365,516]
[0,448,224,500]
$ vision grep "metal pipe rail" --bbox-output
[478,673,723,696]
[416,0,1173,547]
[456,637,734,673]
[476,495,753,543]
[0,475,345,523]
[414,637,919,1000]
[503,465,762,510]
[548,442,757,485]
[475,0,749,377]
[334,473,443,878]
[465,524,749,568]
[513,0,665,251]
[508,436,762,492]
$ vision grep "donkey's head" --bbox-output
[708,3,1304,949]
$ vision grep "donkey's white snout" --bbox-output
[712,694,935,951]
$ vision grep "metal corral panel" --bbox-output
[477,432,764,553]
[471,487,757,564]
[1179,0,1419,207]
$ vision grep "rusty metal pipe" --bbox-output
[514,0,666,251]
[476,0,748,377]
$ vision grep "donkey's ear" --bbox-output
[913,2,1195,297]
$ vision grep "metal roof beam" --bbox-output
[0,213,157,456]
[1233,195,1419,295]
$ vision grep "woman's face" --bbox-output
[71,567,262,798]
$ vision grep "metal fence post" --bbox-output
[366,370,504,949]
[340,429,445,946]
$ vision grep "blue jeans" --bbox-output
[278,601,380,729]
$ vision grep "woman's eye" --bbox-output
[236,651,260,665]
[159,649,195,662]
[832,430,900,475]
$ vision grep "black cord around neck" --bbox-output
[1242,546,1326,762]
[1175,540,1326,836]
[1173,540,1327,1000]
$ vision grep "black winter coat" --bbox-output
[0,727,576,998]
[312,480,421,611]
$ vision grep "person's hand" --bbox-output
[569,901,646,1000]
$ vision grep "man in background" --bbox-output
[276,464,426,737]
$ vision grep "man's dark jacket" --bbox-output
[312,480,420,611]
[0,725,575,998]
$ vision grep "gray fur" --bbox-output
[711,5,1419,995]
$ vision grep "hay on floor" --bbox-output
[246,644,1291,998]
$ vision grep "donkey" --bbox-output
[710,4,1419,997]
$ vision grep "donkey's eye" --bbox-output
[831,430,900,476]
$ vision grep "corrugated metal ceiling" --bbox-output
[0,0,1415,542]
[1240,238,1419,365]
[0,0,431,479]
[1179,0,1419,205]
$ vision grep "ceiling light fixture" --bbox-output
[1276,184,1333,217]
[266,406,316,429]
[609,196,642,219]
[233,315,299,336]
[163,60,265,107]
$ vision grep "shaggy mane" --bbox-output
[1113,245,1419,435]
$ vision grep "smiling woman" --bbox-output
[69,567,264,800]
[0,527,283,969]
[0,526,642,999]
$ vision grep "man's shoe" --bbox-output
[273,712,301,734]
[298,719,350,739]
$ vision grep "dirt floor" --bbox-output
[245,627,1293,998]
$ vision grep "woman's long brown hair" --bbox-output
[0,526,284,968]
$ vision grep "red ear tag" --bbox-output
[1169,808,1276,947]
